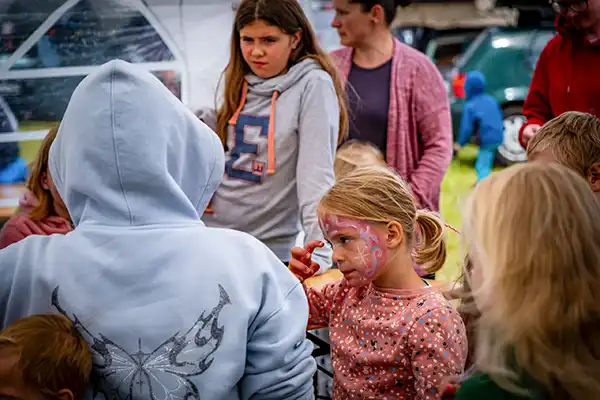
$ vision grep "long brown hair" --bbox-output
[26,126,59,220]
[216,0,348,146]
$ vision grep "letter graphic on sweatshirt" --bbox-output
[226,114,270,183]
[51,285,231,399]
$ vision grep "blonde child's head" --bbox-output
[0,314,92,400]
[26,126,70,221]
[527,111,600,194]
[334,140,385,179]
[318,164,446,287]
[462,162,600,397]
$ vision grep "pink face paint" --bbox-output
[320,214,388,287]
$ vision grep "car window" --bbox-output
[11,0,175,70]
[0,0,63,66]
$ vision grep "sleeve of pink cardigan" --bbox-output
[410,61,453,210]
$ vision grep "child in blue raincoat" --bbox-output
[453,71,504,181]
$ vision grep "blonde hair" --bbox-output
[0,314,92,399]
[334,140,385,179]
[216,0,348,146]
[318,165,446,272]
[527,111,600,177]
[26,125,59,220]
[462,162,600,398]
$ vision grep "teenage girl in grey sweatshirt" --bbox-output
[198,0,348,270]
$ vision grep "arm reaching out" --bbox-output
[519,41,553,148]
[289,240,342,330]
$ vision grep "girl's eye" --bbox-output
[340,236,352,245]
[264,37,276,44]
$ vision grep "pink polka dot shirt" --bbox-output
[305,279,467,399]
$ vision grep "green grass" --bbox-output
[438,145,504,283]
[17,121,490,284]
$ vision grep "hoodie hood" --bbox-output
[49,60,225,226]
[464,71,486,99]
[555,15,600,45]
[228,58,322,175]
[244,58,322,96]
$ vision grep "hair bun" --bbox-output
[395,0,412,7]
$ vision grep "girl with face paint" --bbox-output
[289,165,467,399]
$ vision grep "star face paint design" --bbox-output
[320,214,388,287]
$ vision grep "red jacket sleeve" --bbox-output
[519,40,554,148]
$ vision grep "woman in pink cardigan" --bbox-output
[330,0,452,213]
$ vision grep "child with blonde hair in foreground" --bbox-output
[450,162,600,399]
[306,141,386,289]
[334,140,446,281]
[0,314,92,400]
[290,165,467,399]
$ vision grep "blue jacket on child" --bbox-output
[457,71,504,148]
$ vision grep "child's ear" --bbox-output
[586,163,600,193]
[56,389,74,400]
[386,221,404,248]
[291,30,302,50]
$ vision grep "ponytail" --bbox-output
[413,210,446,273]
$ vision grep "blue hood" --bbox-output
[464,71,486,100]
[48,60,224,226]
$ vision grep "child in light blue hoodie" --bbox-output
[198,0,348,272]
[454,71,504,181]
[0,60,315,400]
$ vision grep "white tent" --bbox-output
[0,0,241,121]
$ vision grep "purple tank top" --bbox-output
[346,60,392,155]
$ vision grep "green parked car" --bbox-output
[449,26,555,165]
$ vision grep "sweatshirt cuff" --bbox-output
[518,119,544,150]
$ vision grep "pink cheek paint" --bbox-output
[319,215,388,285]
[354,224,387,280]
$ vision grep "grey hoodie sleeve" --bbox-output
[195,107,217,132]
[296,72,339,272]
[240,280,316,400]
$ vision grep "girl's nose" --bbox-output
[332,248,344,264]
[331,16,341,29]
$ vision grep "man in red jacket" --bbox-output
[519,0,600,148]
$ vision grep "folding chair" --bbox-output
[307,331,333,400]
